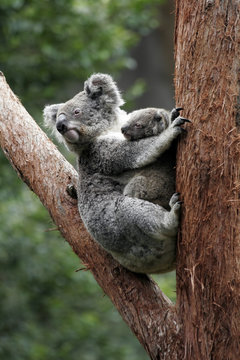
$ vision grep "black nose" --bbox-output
[56,114,68,134]
[121,126,128,134]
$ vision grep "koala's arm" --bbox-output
[95,117,187,175]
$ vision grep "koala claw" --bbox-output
[170,107,184,121]
[172,117,191,131]
[180,117,191,123]
[173,200,183,211]
[66,184,78,199]
[169,192,181,208]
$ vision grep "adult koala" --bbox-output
[44,73,189,274]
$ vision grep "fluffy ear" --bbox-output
[43,103,64,129]
[84,73,124,107]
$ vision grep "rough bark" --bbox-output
[0,72,181,360]
[174,1,240,359]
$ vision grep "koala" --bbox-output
[119,107,185,209]
[43,73,189,274]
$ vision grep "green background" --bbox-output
[0,1,176,359]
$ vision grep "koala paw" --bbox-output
[66,184,78,199]
[169,193,182,212]
[170,107,184,122]
[171,116,191,135]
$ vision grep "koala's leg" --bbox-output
[112,193,181,273]
[163,192,181,234]
[123,175,148,199]
[123,173,170,207]
[146,192,181,240]
[120,193,181,240]
[123,166,175,209]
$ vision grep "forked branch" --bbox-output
[0,73,182,360]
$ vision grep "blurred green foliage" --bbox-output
[0,152,150,360]
[0,1,176,359]
[0,0,161,112]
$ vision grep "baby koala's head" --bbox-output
[121,108,170,141]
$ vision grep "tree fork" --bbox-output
[174,1,240,359]
[0,72,182,359]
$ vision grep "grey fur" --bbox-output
[120,107,179,209]
[43,73,189,273]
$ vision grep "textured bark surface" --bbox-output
[0,72,181,360]
[174,1,240,359]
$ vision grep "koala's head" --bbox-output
[43,73,124,153]
[121,108,170,141]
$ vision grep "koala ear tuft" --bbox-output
[84,75,104,100]
[84,73,124,107]
[43,104,63,129]
[85,84,91,95]
[90,86,103,100]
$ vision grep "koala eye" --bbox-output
[154,114,162,121]
[74,108,81,116]
[134,123,143,129]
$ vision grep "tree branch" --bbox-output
[0,72,182,359]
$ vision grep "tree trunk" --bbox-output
[174,0,240,359]
[0,1,240,358]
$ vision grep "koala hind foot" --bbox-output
[169,192,182,213]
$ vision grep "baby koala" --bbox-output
[121,107,184,209]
